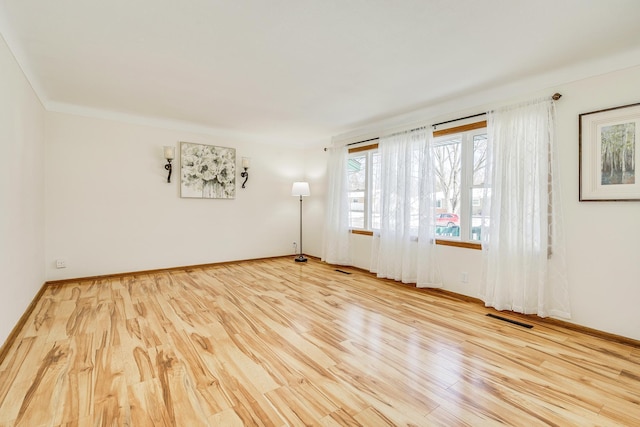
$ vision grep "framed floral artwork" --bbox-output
[579,102,640,201]
[180,142,236,199]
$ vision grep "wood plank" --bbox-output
[0,257,638,425]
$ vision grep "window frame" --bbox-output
[432,121,486,250]
[347,143,379,232]
[346,121,486,251]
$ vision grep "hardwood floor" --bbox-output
[0,257,639,426]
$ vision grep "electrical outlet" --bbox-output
[293,242,298,253]
[461,272,468,283]
[56,259,66,269]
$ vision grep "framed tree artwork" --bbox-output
[579,102,640,201]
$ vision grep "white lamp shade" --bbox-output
[291,181,310,197]
[163,146,175,160]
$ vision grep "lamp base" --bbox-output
[294,255,308,263]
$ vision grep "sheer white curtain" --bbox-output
[481,98,571,318]
[370,127,441,287]
[322,144,352,265]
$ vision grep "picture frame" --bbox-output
[579,102,640,201]
[180,142,236,199]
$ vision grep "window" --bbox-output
[433,123,487,242]
[347,145,380,230]
[346,123,488,246]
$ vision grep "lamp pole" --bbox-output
[296,194,307,262]
[291,181,310,262]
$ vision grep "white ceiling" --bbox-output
[1,0,640,145]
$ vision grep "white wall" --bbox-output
[321,65,640,341]
[555,66,640,341]
[301,144,328,258]
[45,113,307,280]
[0,34,45,345]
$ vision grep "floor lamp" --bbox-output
[291,181,310,262]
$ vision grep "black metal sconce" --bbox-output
[164,146,175,183]
[241,157,250,188]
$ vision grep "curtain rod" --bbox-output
[431,112,486,129]
[432,92,562,129]
[324,126,428,151]
[348,137,379,146]
[324,137,379,151]
[324,93,562,150]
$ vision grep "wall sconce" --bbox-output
[241,157,250,188]
[163,146,175,183]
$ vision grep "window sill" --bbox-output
[349,230,482,250]
[351,229,373,236]
[435,239,481,250]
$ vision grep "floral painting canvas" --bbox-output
[180,142,236,199]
